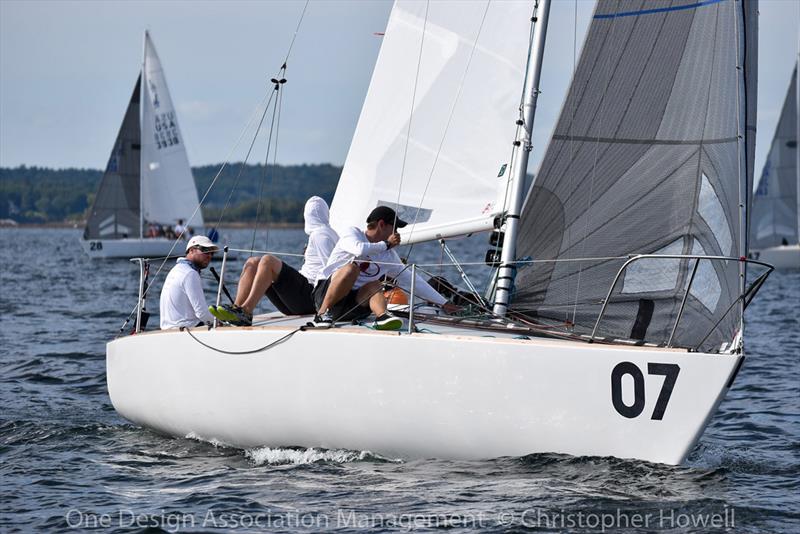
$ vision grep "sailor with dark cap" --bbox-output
[312,205,457,329]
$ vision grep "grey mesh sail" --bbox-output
[512,0,758,352]
[83,76,142,240]
[751,64,798,249]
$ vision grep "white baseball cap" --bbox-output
[185,235,219,253]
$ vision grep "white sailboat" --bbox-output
[107,0,771,465]
[80,31,204,259]
[750,63,800,269]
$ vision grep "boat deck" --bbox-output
[140,309,690,354]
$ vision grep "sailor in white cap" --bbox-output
[159,235,219,329]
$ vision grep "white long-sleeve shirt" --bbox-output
[159,259,214,329]
[318,226,447,305]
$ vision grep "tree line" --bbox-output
[0,163,341,224]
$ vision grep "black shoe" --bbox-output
[312,311,334,328]
[374,313,403,331]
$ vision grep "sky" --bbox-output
[0,0,798,177]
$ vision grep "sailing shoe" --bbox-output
[312,311,335,328]
[374,313,403,331]
[210,304,252,327]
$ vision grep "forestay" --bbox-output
[140,31,204,230]
[751,64,798,249]
[513,0,758,352]
[84,77,142,240]
[329,0,533,242]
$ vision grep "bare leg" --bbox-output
[234,257,260,307]
[356,280,387,317]
[318,263,359,314]
[240,256,283,313]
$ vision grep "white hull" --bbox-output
[751,245,800,270]
[107,322,742,465]
[80,238,181,259]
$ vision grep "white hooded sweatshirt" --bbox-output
[298,196,339,284]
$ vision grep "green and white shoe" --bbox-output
[209,304,252,326]
[374,313,403,331]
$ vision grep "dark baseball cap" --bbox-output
[366,205,408,228]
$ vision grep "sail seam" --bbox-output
[552,134,737,145]
[594,0,726,20]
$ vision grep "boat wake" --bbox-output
[245,446,401,466]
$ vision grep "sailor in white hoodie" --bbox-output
[210,196,339,326]
[313,206,458,330]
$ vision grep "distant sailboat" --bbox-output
[81,31,203,258]
[750,63,800,269]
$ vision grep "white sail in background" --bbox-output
[751,64,798,249]
[329,0,533,242]
[140,31,204,230]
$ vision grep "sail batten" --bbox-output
[512,0,758,351]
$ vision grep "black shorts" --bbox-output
[265,262,316,315]
[312,276,371,322]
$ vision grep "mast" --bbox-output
[139,30,147,240]
[493,0,550,317]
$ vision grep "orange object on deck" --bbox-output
[384,288,408,305]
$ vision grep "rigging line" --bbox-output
[500,1,539,220]
[409,262,557,331]
[122,2,310,325]
[124,86,278,322]
[731,0,747,338]
[216,0,308,231]
[405,0,492,245]
[183,325,302,355]
[251,79,283,255]
[215,88,278,230]
[265,79,286,253]
[281,0,310,67]
[324,264,413,325]
[394,0,430,230]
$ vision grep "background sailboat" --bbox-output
[750,63,800,269]
[80,31,203,258]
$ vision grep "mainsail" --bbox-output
[751,64,798,249]
[84,76,142,240]
[140,31,204,230]
[329,0,533,242]
[512,0,758,351]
